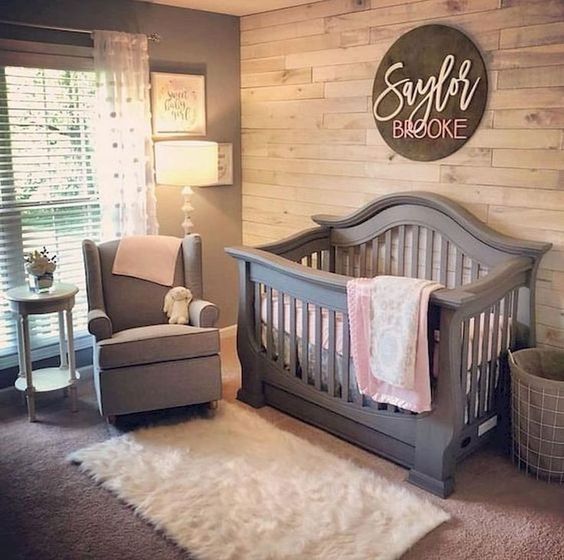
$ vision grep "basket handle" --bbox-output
[507,349,516,368]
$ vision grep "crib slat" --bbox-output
[411,226,419,278]
[343,247,350,276]
[328,310,336,397]
[367,243,373,276]
[329,246,336,273]
[510,288,519,347]
[500,293,511,353]
[301,301,309,383]
[489,301,501,411]
[455,248,464,286]
[398,225,406,276]
[425,228,433,280]
[266,286,274,361]
[306,254,312,268]
[342,315,351,402]
[334,247,341,275]
[277,292,285,367]
[460,318,470,422]
[470,260,479,282]
[289,296,297,376]
[353,245,360,277]
[439,237,448,286]
[384,229,392,275]
[254,283,262,347]
[359,243,367,277]
[469,313,482,423]
[478,309,491,417]
[372,238,379,276]
[314,306,322,390]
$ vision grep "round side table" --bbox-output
[4,283,80,422]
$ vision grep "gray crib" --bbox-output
[226,192,551,497]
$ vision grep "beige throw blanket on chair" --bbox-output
[112,235,182,286]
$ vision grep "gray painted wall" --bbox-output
[0,0,242,327]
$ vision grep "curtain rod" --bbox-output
[0,19,162,42]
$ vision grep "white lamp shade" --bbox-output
[155,140,218,186]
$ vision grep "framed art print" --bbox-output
[151,72,206,136]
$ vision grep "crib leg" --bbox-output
[236,332,266,408]
[408,465,454,499]
[235,262,266,409]
[407,418,457,498]
[237,387,265,408]
[408,306,463,498]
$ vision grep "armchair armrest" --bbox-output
[88,309,113,341]
[189,299,219,328]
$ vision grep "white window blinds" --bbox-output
[0,65,100,368]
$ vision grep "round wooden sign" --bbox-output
[372,25,488,162]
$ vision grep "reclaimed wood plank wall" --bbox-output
[240,0,564,349]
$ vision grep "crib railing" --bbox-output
[254,275,523,424]
[332,225,489,287]
[258,223,492,292]
[228,244,535,442]
[445,287,517,444]
[257,284,355,402]
[229,247,433,443]
[431,256,533,458]
[256,226,331,267]
[460,289,516,425]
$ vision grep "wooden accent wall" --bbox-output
[241,0,564,349]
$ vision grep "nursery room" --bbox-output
[0,0,563,558]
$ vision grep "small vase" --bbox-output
[28,272,54,293]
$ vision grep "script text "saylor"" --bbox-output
[373,54,481,134]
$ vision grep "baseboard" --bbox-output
[220,324,237,340]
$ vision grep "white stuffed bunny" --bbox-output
[163,286,193,325]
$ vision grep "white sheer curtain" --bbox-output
[92,30,158,239]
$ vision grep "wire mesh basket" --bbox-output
[509,349,564,483]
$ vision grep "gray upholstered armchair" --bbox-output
[82,234,222,421]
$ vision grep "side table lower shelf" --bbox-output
[15,368,81,393]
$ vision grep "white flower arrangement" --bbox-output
[25,247,57,278]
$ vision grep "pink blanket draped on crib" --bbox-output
[347,276,442,413]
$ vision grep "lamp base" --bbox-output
[181,186,195,236]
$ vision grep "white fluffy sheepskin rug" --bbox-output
[69,403,449,560]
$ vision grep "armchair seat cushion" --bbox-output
[97,324,219,370]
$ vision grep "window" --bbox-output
[0,65,100,368]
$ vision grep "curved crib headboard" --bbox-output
[312,192,550,288]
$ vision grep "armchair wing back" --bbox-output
[81,233,221,419]
[82,234,214,335]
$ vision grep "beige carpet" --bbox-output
[69,402,448,560]
[0,337,563,559]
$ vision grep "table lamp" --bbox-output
[154,140,219,235]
